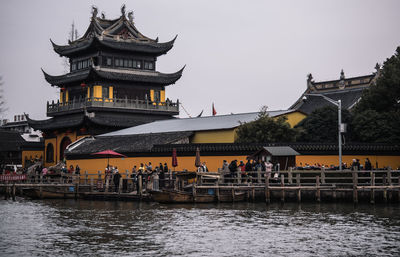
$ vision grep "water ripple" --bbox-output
[1,199,400,256]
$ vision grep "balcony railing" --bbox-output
[47,97,179,115]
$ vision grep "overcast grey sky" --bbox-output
[0,0,399,120]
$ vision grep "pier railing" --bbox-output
[1,169,400,203]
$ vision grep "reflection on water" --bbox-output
[1,199,400,256]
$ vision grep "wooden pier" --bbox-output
[1,169,400,203]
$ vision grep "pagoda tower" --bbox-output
[28,6,184,166]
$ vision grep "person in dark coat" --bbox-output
[365,158,372,170]
[229,160,238,180]
[113,170,121,192]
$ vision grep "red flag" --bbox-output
[212,103,217,116]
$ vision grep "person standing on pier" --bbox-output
[113,169,121,193]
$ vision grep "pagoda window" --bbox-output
[133,60,141,69]
[144,61,154,70]
[71,62,77,71]
[106,57,112,66]
[102,86,110,99]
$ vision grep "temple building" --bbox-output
[27,6,184,167]
[290,67,379,114]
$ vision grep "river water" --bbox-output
[1,198,400,257]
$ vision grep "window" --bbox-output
[102,86,109,99]
[124,59,128,67]
[106,57,112,66]
[46,143,54,163]
[144,61,154,70]
[77,61,82,69]
[71,63,77,71]
[133,60,141,68]
[154,90,160,102]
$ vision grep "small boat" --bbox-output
[217,191,246,202]
[23,187,77,199]
[150,189,216,203]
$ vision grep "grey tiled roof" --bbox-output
[42,66,184,86]
[100,110,297,137]
[295,88,364,114]
[263,146,299,156]
[65,131,193,155]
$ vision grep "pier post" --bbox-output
[387,170,392,201]
[280,174,285,203]
[90,178,94,192]
[119,177,123,194]
[192,184,196,202]
[332,184,336,201]
[138,175,143,197]
[398,177,400,203]
[12,184,16,201]
[257,168,261,184]
[370,172,375,204]
[316,175,321,202]
[296,173,301,203]
[352,171,358,204]
[383,174,387,203]
[237,169,241,184]
[215,181,220,202]
[84,171,88,184]
[321,168,326,184]
[231,187,235,202]
[39,175,43,199]
[105,177,109,192]
[4,182,8,200]
[288,168,293,184]
[265,174,270,204]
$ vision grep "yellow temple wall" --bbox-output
[191,129,236,143]
[22,150,44,168]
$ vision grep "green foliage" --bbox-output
[352,46,400,143]
[235,106,299,143]
[295,106,352,142]
[351,110,400,143]
[355,47,400,113]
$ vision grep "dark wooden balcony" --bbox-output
[47,97,179,116]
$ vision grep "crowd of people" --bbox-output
[104,162,170,193]
[296,158,374,171]
[222,159,280,182]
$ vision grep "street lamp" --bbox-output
[304,93,343,171]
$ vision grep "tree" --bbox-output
[295,106,352,143]
[352,46,400,143]
[235,106,299,143]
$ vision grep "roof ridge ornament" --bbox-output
[307,73,314,90]
[339,69,345,89]
[91,6,98,19]
[128,11,134,23]
[101,12,106,19]
[121,4,126,16]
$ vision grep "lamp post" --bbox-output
[304,94,343,171]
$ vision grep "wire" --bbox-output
[179,102,192,118]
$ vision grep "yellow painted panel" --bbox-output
[109,86,113,99]
[272,111,307,128]
[93,85,102,99]
[160,90,165,102]
[150,90,154,101]
[296,155,400,170]
[22,150,44,168]
[60,92,63,104]
[191,129,236,143]
[65,90,69,102]
[87,87,90,98]
[285,111,307,127]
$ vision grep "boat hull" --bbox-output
[151,190,216,203]
[23,188,76,199]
